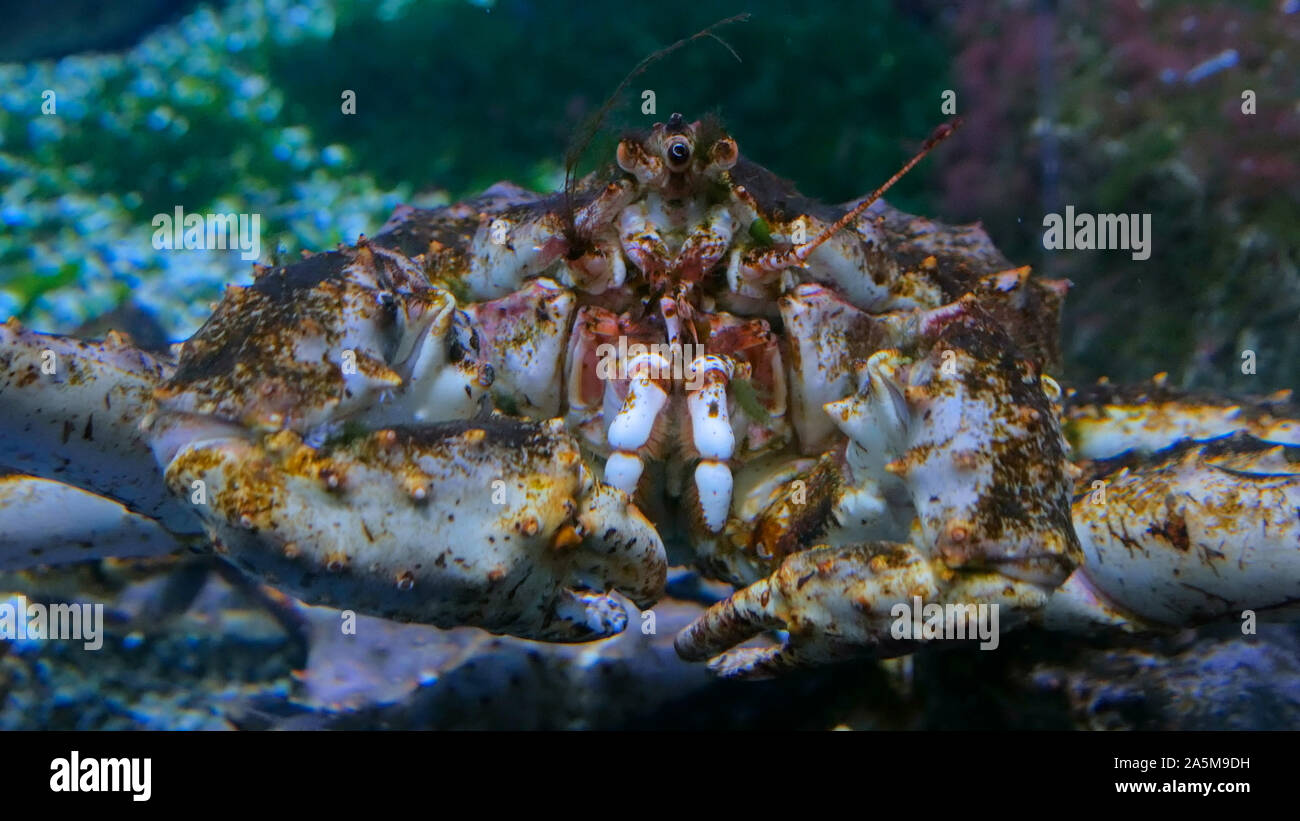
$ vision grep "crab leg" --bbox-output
[0,321,198,534]
[0,472,185,569]
[686,355,736,533]
[1043,435,1300,631]
[604,351,671,495]
[1064,380,1300,459]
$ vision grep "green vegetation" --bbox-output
[0,0,951,337]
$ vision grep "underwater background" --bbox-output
[1,0,1298,729]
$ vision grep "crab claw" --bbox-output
[675,542,929,678]
[675,541,1049,680]
[149,413,666,642]
[679,296,1083,678]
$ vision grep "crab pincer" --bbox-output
[675,541,935,679]
[148,412,667,642]
[677,297,1081,678]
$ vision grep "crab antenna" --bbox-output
[796,116,964,261]
[562,13,751,234]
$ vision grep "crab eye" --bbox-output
[667,140,690,166]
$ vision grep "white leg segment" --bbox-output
[603,352,671,495]
[688,355,736,532]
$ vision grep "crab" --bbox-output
[2,113,1299,681]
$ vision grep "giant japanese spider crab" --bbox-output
[2,112,1299,680]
